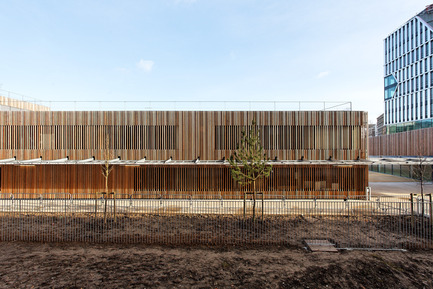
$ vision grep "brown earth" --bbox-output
[0,242,432,288]
[2,213,432,249]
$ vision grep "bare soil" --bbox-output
[0,242,432,288]
[2,213,432,250]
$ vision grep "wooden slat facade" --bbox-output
[0,164,368,199]
[0,110,369,198]
[369,127,433,156]
[0,111,368,161]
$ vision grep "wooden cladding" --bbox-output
[0,110,367,161]
[133,165,367,196]
[215,125,359,150]
[369,127,433,156]
[0,164,368,198]
[0,125,178,150]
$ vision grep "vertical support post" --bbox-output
[398,202,402,236]
[429,194,432,228]
[261,192,264,219]
[410,193,414,227]
[346,199,350,247]
[243,192,246,218]
[95,192,98,218]
[19,199,22,241]
[112,192,116,223]
[102,192,107,224]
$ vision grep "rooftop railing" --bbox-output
[2,99,353,112]
[0,89,352,111]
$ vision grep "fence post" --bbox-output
[95,192,98,218]
[410,193,414,227]
[398,202,402,237]
[346,199,350,247]
[19,199,22,241]
[261,192,264,219]
[243,192,246,218]
[111,192,116,223]
[429,194,432,229]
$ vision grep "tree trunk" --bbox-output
[104,177,108,224]
[252,180,256,221]
[421,179,424,218]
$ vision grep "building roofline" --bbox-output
[383,5,433,39]
[0,157,374,166]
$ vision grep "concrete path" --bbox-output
[369,171,433,196]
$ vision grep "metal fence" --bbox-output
[0,193,432,250]
[0,90,353,111]
[369,163,433,182]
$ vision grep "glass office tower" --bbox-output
[384,5,433,133]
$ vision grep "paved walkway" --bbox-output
[369,171,433,196]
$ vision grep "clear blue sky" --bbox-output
[0,0,430,121]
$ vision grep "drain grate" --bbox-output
[304,239,338,252]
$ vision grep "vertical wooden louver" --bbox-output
[0,110,367,161]
[0,110,368,198]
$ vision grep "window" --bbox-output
[398,97,401,122]
[384,75,398,100]
[420,91,423,118]
[391,100,394,123]
[411,94,414,120]
[406,96,409,120]
[420,25,423,44]
[431,88,433,117]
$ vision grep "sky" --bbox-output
[0,0,431,121]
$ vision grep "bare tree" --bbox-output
[229,120,272,220]
[411,154,432,217]
[101,134,114,223]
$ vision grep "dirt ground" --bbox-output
[0,242,432,289]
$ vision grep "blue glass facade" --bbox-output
[384,75,398,100]
[383,11,433,133]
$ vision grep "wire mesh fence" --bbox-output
[0,193,432,249]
